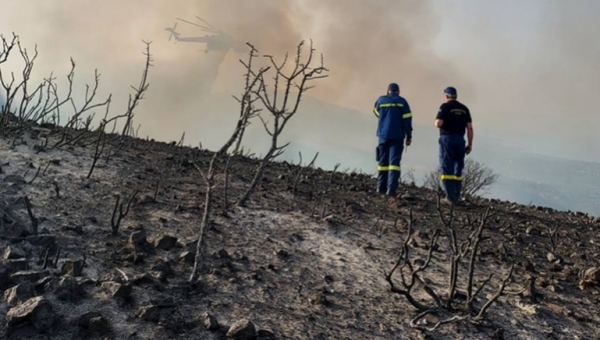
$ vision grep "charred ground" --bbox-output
[1,127,600,340]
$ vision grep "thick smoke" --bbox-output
[206,0,471,113]
[0,0,598,160]
[0,0,462,147]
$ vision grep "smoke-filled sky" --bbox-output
[0,0,599,162]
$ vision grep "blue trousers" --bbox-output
[376,138,403,193]
[439,134,466,202]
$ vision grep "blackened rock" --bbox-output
[226,319,257,340]
[78,311,102,327]
[10,270,49,283]
[153,235,178,250]
[89,316,110,334]
[4,259,28,272]
[3,175,25,184]
[3,246,26,260]
[129,230,147,247]
[216,249,230,259]
[61,259,85,277]
[6,296,55,333]
[151,259,172,276]
[199,312,219,330]
[100,281,132,299]
[132,272,165,291]
[26,235,56,248]
[55,277,82,301]
[136,305,161,322]
[257,329,277,340]
[4,282,35,306]
[179,251,195,264]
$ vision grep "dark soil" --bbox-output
[1,128,600,339]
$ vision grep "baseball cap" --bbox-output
[388,83,400,92]
[444,86,457,95]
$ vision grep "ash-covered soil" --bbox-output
[2,128,600,340]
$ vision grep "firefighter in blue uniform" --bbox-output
[434,86,474,204]
[373,83,413,196]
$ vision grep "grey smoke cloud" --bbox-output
[0,0,598,161]
[0,1,464,144]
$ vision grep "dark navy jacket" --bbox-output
[373,93,413,140]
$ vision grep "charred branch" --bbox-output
[549,222,559,253]
[42,247,51,269]
[329,163,341,184]
[104,40,153,162]
[153,179,160,202]
[110,190,138,235]
[86,123,108,179]
[385,204,515,332]
[54,247,61,269]
[27,164,42,184]
[236,40,328,207]
[53,181,60,198]
[42,161,52,176]
[187,43,280,281]
[0,33,115,140]
[51,68,111,149]
[227,43,269,155]
[189,158,216,283]
[223,153,233,210]
[121,40,152,137]
[23,195,38,235]
[385,208,441,311]
[291,151,319,209]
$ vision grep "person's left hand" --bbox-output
[406,138,412,146]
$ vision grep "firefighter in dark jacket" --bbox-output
[434,86,474,204]
[373,83,413,196]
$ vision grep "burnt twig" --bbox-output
[291,151,319,209]
[237,40,328,207]
[110,190,139,235]
[189,158,216,283]
[42,248,50,269]
[385,207,441,311]
[54,247,61,269]
[549,223,559,252]
[27,165,42,184]
[153,179,160,202]
[385,203,515,331]
[87,122,108,179]
[465,207,492,311]
[473,262,515,321]
[52,181,60,198]
[329,163,341,184]
[23,196,38,235]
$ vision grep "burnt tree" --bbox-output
[237,39,328,207]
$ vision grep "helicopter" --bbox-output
[165,16,246,54]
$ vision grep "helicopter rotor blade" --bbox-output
[177,17,207,29]
[166,22,178,41]
[180,19,218,33]
[196,16,217,30]
[200,27,219,34]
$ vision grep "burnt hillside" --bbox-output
[1,127,600,340]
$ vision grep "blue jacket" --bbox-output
[373,93,413,140]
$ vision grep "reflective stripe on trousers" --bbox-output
[439,134,465,202]
[377,138,403,193]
